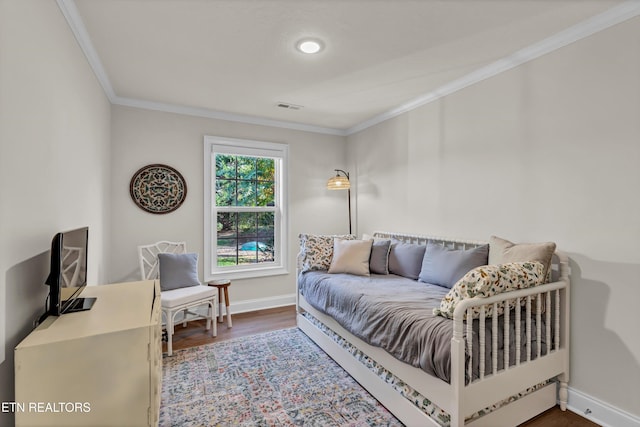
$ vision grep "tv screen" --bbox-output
[45,227,95,316]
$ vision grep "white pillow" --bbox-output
[328,239,373,276]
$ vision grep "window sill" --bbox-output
[205,266,289,282]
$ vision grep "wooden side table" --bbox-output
[207,279,232,328]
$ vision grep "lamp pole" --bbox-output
[331,169,352,234]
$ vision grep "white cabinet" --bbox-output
[15,280,162,427]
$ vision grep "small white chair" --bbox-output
[138,241,217,356]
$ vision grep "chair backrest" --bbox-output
[138,241,187,281]
[61,246,84,287]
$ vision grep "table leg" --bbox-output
[218,289,224,323]
[224,285,232,328]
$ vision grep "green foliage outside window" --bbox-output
[215,155,275,207]
[215,154,276,266]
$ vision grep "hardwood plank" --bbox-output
[520,406,600,427]
[167,305,598,427]
[165,305,297,352]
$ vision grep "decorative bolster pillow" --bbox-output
[433,261,545,319]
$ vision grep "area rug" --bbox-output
[160,327,403,426]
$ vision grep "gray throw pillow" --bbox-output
[419,242,489,288]
[369,239,391,275]
[158,252,201,291]
[388,241,426,280]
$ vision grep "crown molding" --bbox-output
[56,0,116,100]
[112,96,347,136]
[345,1,640,136]
[57,0,640,138]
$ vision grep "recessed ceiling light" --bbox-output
[296,39,323,54]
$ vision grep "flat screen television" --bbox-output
[45,226,96,316]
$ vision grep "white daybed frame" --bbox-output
[296,232,570,427]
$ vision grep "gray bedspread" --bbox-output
[299,271,550,384]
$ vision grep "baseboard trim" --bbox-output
[190,293,295,320]
[567,386,640,427]
[230,294,296,315]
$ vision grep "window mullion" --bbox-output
[216,206,275,213]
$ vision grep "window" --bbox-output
[204,136,288,280]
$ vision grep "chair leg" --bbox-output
[166,310,174,357]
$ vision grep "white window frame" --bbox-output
[204,135,289,281]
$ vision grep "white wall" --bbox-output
[109,106,346,308]
[348,16,640,420]
[0,0,111,425]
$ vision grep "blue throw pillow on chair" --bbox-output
[158,252,201,291]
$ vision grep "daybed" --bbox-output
[296,231,570,427]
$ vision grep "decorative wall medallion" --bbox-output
[129,164,187,214]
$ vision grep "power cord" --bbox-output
[34,295,50,328]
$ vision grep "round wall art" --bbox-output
[129,164,187,214]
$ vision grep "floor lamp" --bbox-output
[327,169,352,234]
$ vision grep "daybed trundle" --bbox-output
[296,231,570,427]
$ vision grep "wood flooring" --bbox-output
[167,305,599,427]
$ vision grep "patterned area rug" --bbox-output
[160,327,403,426]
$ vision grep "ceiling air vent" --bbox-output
[276,102,303,110]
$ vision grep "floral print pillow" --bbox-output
[434,261,545,319]
[299,234,355,272]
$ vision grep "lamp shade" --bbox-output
[327,175,350,190]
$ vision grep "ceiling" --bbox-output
[63,0,634,135]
